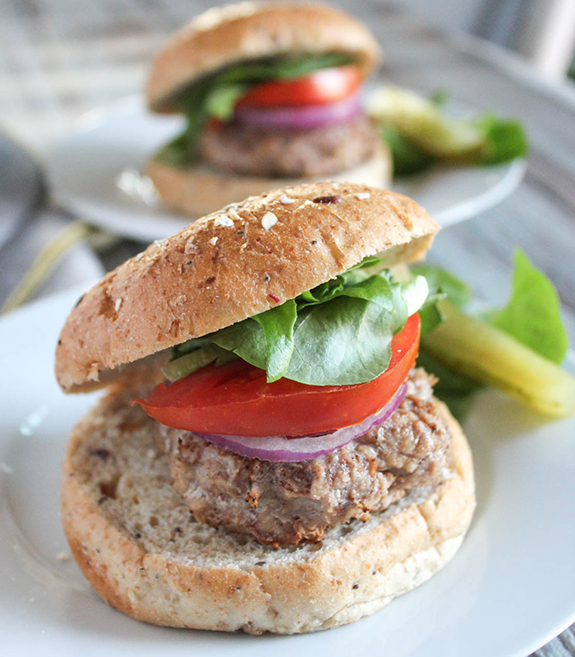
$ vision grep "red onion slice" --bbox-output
[193,384,407,462]
[233,92,362,131]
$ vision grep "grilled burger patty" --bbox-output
[159,369,453,547]
[198,112,378,178]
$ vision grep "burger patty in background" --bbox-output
[163,369,452,546]
[198,112,378,178]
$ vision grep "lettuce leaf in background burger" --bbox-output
[154,52,356,167]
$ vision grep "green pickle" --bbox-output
[368,86,483,158]
[162,345,234,382]
[422,301,575,418]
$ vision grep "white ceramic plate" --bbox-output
[1,284,574,656]
[47,96,526,243]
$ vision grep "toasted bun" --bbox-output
[147,2,382,113]
[61,384,475,634]
[147,141,392,218]
[55,183,439,392]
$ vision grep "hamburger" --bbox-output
[56,182,475,634]
[145,2,392,217]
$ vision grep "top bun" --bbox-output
[55,183,439,392]
[147,2,382,113]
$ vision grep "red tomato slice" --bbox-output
[236,65,362,108]
[136,315,420,438]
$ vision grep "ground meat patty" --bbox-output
[198,112,378,178]
[159,369,453,547]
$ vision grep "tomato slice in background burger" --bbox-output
[236,65,362,108]
[136,314,420,438]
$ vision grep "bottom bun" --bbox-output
[61,383,475,634]
[146,141,392,218]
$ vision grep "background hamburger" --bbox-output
[145,3,392,217]
[56,183,475,633]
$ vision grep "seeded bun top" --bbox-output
[55,182,439,392]
[147,2,382,113]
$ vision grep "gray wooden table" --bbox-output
[1,1,574,654]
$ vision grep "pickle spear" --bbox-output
[367,86,484,158]
[422,300,575,417]
[162,345,234,382]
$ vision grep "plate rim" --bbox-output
[46,93,527,243]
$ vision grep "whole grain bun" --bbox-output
[61,383,475,634]
[147,2,382,113]
[147,141,392,218]
[55,182,439,392]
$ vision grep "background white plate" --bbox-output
[1,284,574,656]
[47,96,527,244]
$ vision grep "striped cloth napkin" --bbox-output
[0,209,104,313]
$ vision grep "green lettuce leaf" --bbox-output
[411,263,472,337]
[377,123,436,176]
[476,115,529,165]
[154,52,353,166]
[412,263,480,418]
[430,89,448,107]
[210,266,416,386]
[411,263,472,309]
[211,52,353,84]
[237,263,425,384]
[153,84,211,167]
[416,350,479,421]
[297,276,346,308]
[417,294,445,337]
[252,299,297,382]
[170,259,430,387]
[490,249,568,364]
[285,284,408,385]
